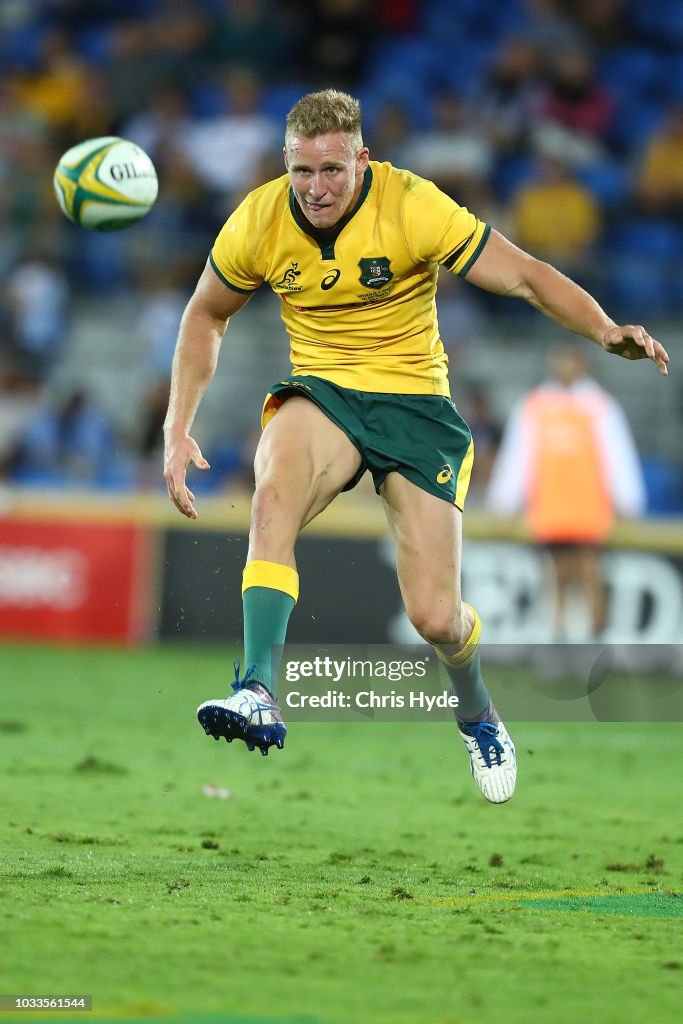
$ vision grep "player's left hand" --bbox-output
[602,325,670,376]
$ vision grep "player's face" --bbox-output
[284,132,370,229]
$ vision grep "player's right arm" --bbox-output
[163,261,252,519]
[464,229,670,375]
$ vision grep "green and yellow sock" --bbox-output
[242,559,299,696]
[433,604,492,722]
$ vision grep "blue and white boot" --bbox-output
[458,706,516,803]
[197,661,286,757]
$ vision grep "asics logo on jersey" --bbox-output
[436,465,453,484]
[274,261,303,290]
[321,269,341,290]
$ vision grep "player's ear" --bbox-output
[357,147,370,172]
[283,146,289,171]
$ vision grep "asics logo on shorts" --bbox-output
[436,464,453,484]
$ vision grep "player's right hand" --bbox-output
[163,434,210,519]
[601,324,670,376]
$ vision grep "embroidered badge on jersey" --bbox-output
[358,257,393,290]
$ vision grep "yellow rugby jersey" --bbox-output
[210,161,490,396]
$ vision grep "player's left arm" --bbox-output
[464,229,670,376]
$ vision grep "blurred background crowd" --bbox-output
[0,0,682,512]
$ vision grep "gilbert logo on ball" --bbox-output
[53,136,158,231]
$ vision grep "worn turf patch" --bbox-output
[524,892,683,917]
[425,887,683,917]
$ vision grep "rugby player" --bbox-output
[164,90,669,803]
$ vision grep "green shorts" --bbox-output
[261,375,474,508]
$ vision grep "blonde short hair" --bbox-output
[285,89,363,151]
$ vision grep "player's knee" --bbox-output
[251,471,315,533]
[248,481,303,562]
[406,602,464,645]
[251,479,288,524]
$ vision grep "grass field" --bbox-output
[1,641,682,1024]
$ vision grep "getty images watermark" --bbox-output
[273,644,683,722]
[284,652,458,714]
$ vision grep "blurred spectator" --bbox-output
[367,101,414,168]
[634,104,683,220]
[5,253,70,380]
[435,269,486,363]
[460,386,503,503]
[121,85,194,165]
[66,66,114,144]
[377,0,419,33]
[64,226,129,295]
[566,0,629,47]
[11,32,113,147]
[116,189,211,295]
[1,135,62,273]
[0,75,44,154]
[205,426,261,496]
[475,37,541,157]
[399,89,494,210]
[0,73,63,268]
[0,369,45,481]
[103,1,210,118]
[294,0,378,88]
[509,154,601,272]
[122,87,217,261]
[10,388,115,486]
[15,29,90,135]
[533,46,614,166]
[520,0,588,52]
[136,141,216,256]
[487,343,645,640]
[131,378,170,489]
[242,148,291,197]
[540,47,613,135]
[135,271,187,377]
[206,0,298,81]
[42,1,147,30]
[180,69,278,205]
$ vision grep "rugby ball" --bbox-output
[53,136,158,231]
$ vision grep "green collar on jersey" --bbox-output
[288,165,373,260]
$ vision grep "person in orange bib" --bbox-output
[487,343,645,639]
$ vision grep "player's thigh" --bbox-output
[254,396,362,515]
[381,471,463,637]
